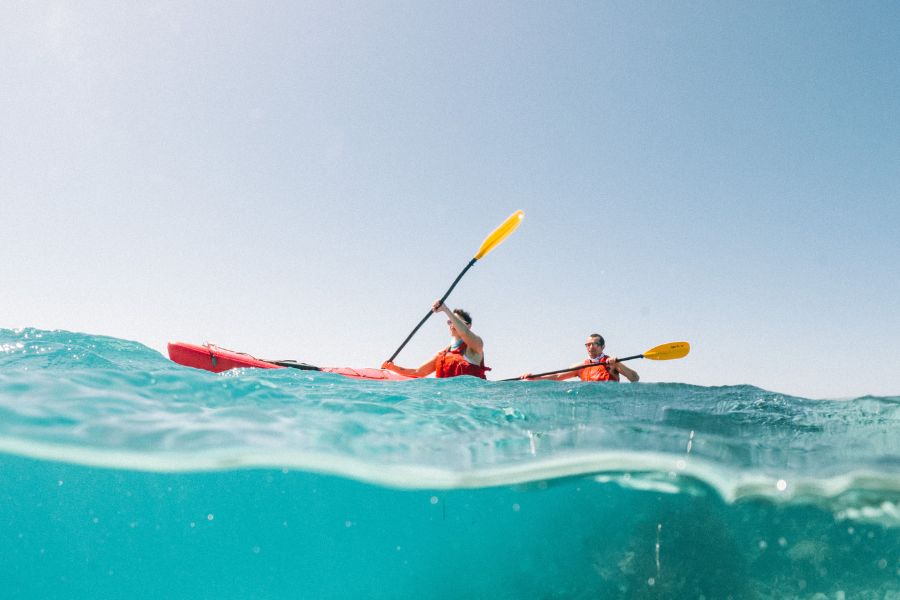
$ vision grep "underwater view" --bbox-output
[1,327,898,599]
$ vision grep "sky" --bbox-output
[2,2,898,399]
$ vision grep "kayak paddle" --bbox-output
[387,210,525,362]
[269,359,321,370]
[502,341,690,381]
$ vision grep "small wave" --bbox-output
[2,435,898,528]
[2,327,900,528]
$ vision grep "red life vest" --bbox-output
[434,342,489,379]
[578,356,619,382]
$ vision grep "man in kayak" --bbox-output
[521,334,639,382]
[382,300,488,379]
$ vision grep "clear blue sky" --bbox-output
[2,2,898,399]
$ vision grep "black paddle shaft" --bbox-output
[500,353,644,381]
[387,258,478,363]
[269,360,321,370]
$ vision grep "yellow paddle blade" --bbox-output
[474,210,525,260]
[642,341,690,361]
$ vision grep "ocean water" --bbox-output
[1,328,897,599]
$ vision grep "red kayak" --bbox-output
[167,342,412,381]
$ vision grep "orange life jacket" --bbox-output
[578,356,619,382]
[435,342,489,379]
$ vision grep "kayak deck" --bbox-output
[167,342,412,381]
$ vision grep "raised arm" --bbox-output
[435,301,483,356]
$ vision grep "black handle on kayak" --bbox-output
[499,354,643,381]
[386,258,477,363]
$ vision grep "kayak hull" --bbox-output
[168,342,279,373]
[167,342,412,381]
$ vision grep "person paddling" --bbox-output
[521,334,639,382]
[382,301,488,379]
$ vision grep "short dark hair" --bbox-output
[453,309,472,325]
[589,333,605,346]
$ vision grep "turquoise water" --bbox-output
[1,328,898,599]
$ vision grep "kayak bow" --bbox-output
[167,342,412,381]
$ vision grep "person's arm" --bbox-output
[520,364,581,381]
[435,301,483,356]
[382,353,439,378]
[608,357,639,382]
